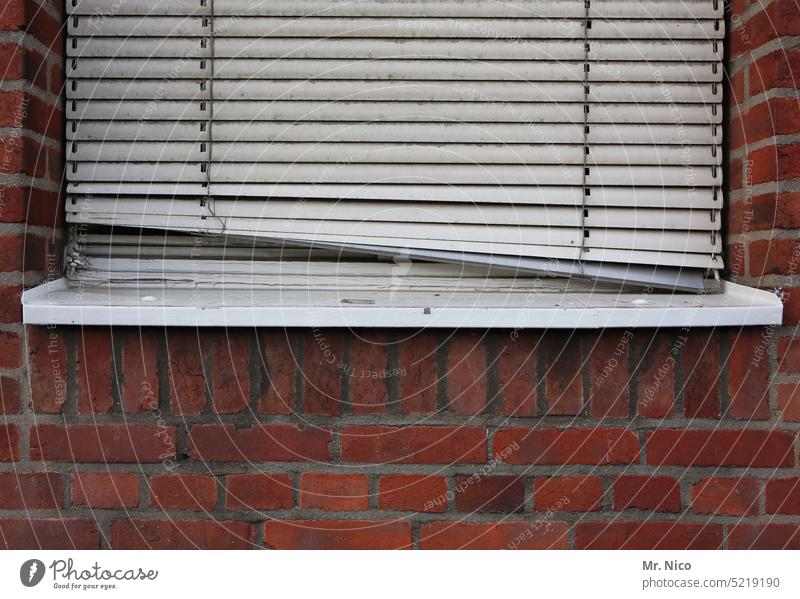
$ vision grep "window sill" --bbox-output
[23,278,783,329]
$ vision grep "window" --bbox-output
[23,0,782,327]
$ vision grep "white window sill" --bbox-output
[23,278,783,329]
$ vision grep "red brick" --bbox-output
[225,473,293,510]
[772,191,800,229]
[781,287,800,325]
[728,202,751,236]
[420,521,568,550]
[751,50,800,95]
[24,46,46,90]
[341,426,487,464]
[112,519,256,549]
[588,331,630,418]
[50,61,63,95]
[749,144,800,186]
[264,520,411,550]
[0,186,28,222]
[0,43,24,80]
[750,238,800,276]
[691,477,760,516]
[613,475,681,513]
[0,286,21,321]
[729,108,748,152]
[733,193,800,233]
[729,524,800,549]
[119,329,159,413]
[399,332,439,414]
[0,424,19,461]
[22,185,56,223]
[0,0,62,50]
[71,472,140,509]
[378,475,447,512]
[737,0,800,55]
[727,241,746,277]
[728,328,771,419]
[534,476,602,512]
[76,328,114,414]
[30,424,177,463]
[0,330,22,368]
[48,146,62,182]
[303,330,343,415]
[0,135,45,177]
[19,186,61,225]
[28,94,62,140]
[730,0,755,21]
[0,0,26,29]
[633,331,675,418]
[729,68,745,106]
[211,329,250,414]
[257,331,297,414]
[778,337,800,373]
[0,91,27,128]
[446,333,487,415]
[766,478,800,514]
[166,329,207,415]
[150,475,217,512]
[733,98,800,151]
[728,156,743,191]
[575,522,723,549]
[778,383,800,421]
[498,331,538,417]
[646,429,794,467]
[542,331,583,415]
[24,234,60,272]
[681,329,721,418]
[0,518,100,549]
[300,473,369,511]
[25,318,68,414]
[0,92,61,140]
[188,424,332,462]
[349,334,389,415]
[0,376,21,413]
[494,427,639,465]
[0,472,63,509]
[0,234,22,272]
[455,474,524,513]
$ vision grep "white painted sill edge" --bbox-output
[22,278,783,328]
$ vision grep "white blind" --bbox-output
[65,0,725,291]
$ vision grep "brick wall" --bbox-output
[1,0,799,550]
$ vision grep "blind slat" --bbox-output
[70,16,723,40]
[67,80,720,104]
[69,58,721,83]
[68,100,722,124]
[70,197,721,231]
[68,0,721,19]
[69,38,721,61]
[69,141,720,166]
[68,122,720,145]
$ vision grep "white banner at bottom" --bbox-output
[0,551,796,598]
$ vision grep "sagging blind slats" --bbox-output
[65,0,725,291]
